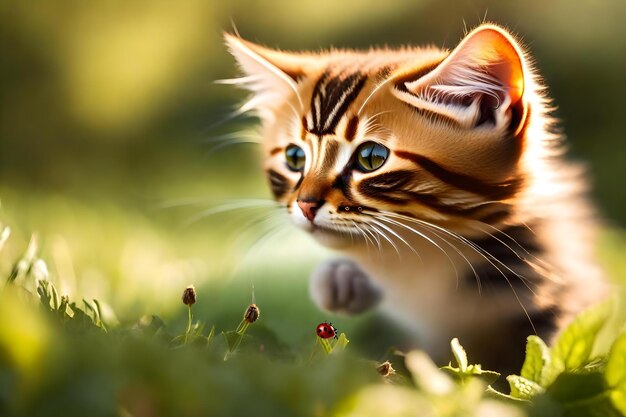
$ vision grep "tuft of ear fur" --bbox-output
[394,24,526,129]
[223,34,314,119]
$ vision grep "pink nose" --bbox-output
[297,200,322,222]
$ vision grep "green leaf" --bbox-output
[206,325,216,345]
[544,371,621,416]
[222,330,239,351]
[507,375,545,400]
[442,363,500,385]
[521,335,551,386]
[36,280,52,311]
[548,300,613,383]
[92,299,107,331]
[83,299,97,321]
[440,339,500,385]
[485,385,530,403]
[50,283,59,310]
[450,338,468,372]
[317,337,333,355]
[606,333,626,414]
[332,333,349,352]
[548,371,605,402]
[57,295,69,319]
[466,365,500,385]
[222,330,249,353]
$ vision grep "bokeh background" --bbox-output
[2,0,626,350]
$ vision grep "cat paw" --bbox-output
[309,259,382,315]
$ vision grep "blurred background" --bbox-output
[1,0,626,349]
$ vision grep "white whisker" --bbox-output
[376,210,538,333]
[350,220,374,253]
[359,222,382,252]
[470,220,551,271]
[368,218,418,256]
[182,200,282,228]
[368,223,400,257]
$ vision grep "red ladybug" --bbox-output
[316,321,338,339]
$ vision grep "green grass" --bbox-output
[2,225,626,417]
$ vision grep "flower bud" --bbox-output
[376,361,395,377]
[182,285,196,306]
[243,303,259,324]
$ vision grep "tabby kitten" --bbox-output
[224,24,608,373]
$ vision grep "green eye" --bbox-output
[285,144,306,171]
[356,142,389,172]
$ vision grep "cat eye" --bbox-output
[355,142,389,172]
[285,144,306,172]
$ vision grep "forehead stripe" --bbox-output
[344,115,359,142]
[309,71,367,136]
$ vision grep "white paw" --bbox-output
[309,259,382,314]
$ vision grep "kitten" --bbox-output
[224,24,608,373]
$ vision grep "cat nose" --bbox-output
[297,199,324,222]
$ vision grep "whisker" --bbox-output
[368,223,400,257]
[350,220,370,252]
[357,221,383,252]
[199,131,262,144]
[202,104,257,131]
[377,212,482,288]
[204,138,261,158]
[377,210,538,334]
[469,220,551,271]
[367,218,419,257]
[374,214,463,284]
[236,218,292,275]
[385,215,480,293]
[232,210,288,248]
[351,220,377,254]
[182,200,282,228]
[382,211,536,289]
[242,215,289,249]
[153,197,277,211]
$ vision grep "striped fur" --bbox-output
[225,24,608,374]
[308,71,367,136]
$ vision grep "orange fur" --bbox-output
[225,23,609,372]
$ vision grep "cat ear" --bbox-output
[223,34,313,118]
[394,24,526,129]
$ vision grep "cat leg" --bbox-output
[309,259,383,314]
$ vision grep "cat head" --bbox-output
[225,24,536,248]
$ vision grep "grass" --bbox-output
[2,224,626,417]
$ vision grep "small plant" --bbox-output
[36,278,107,331]
[313,321,349,356]
[170,285,213,348]
[2,222,626,417]
[223,303,261,360]
[441,338,500,385]
[182,285,196,344]
[376,360,395,377]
